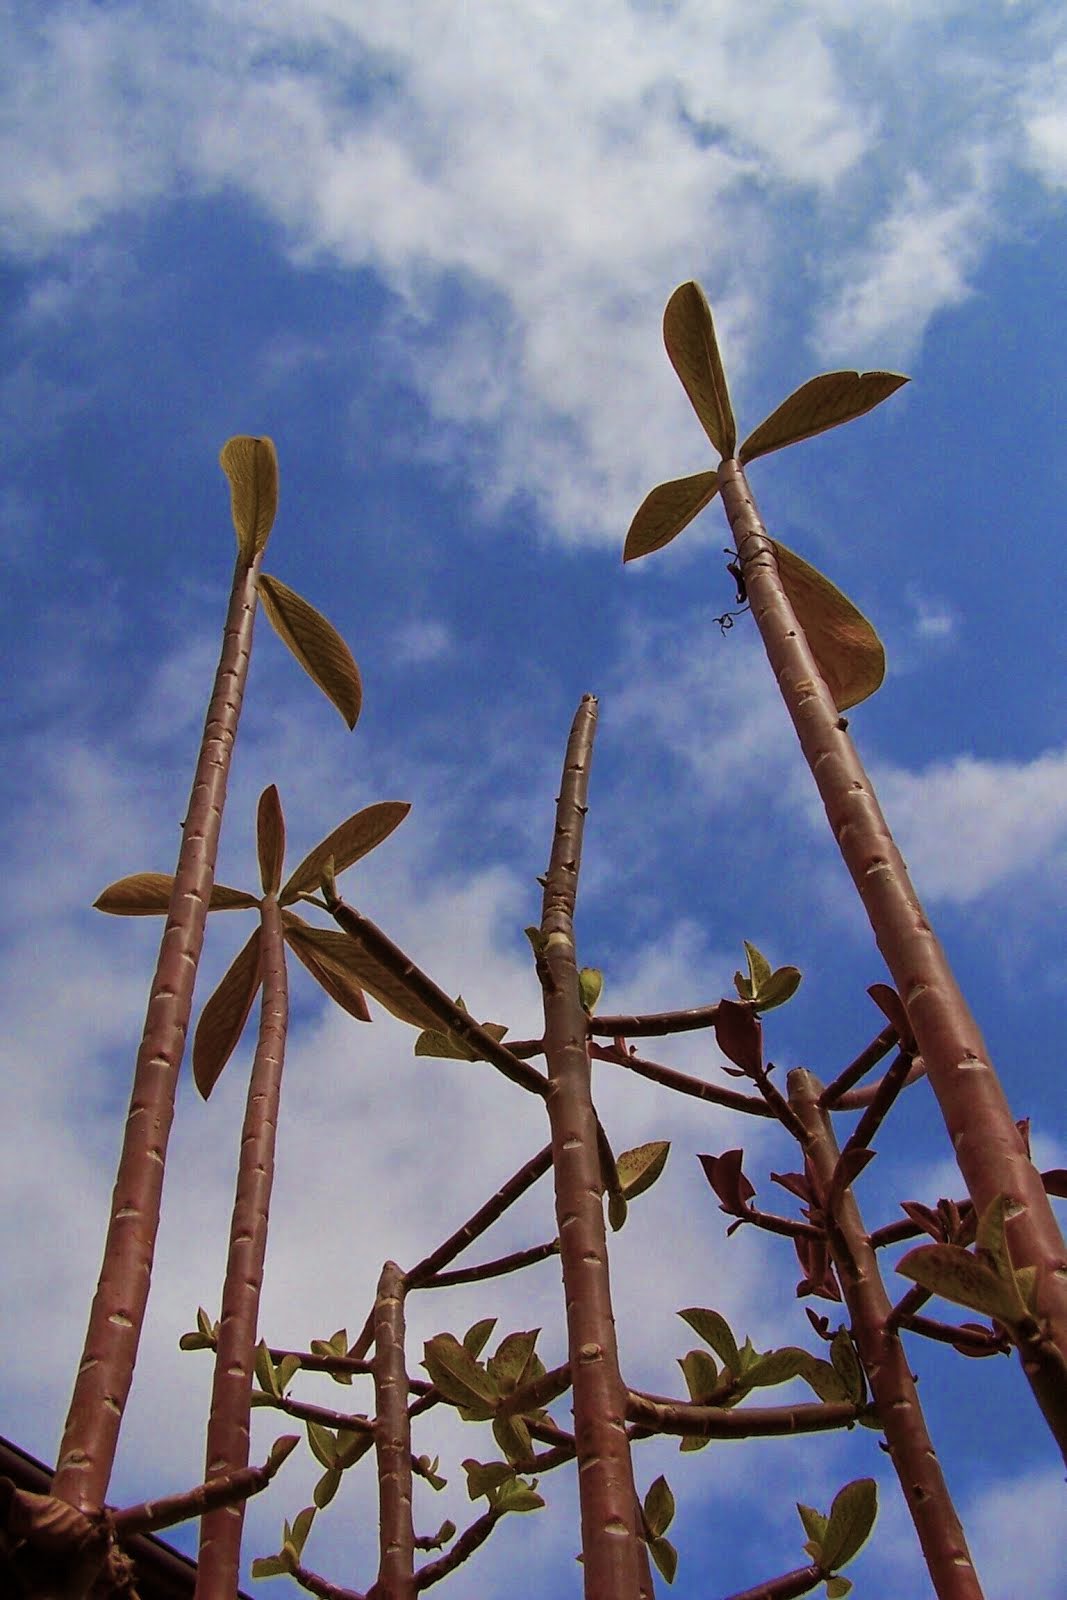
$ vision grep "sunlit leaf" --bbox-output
[797,1503,828,1547]
[464,1319,498,1360]
[487,1330,540,1392]
[258,572,362,728]
[662,282,737,457]
[643,1475,675,1539]
[423,1333,499,1417]
[494,1477,544,1514]
[678,1349,719,1405]
[741,1346,810,1390]
[755,966,802,1012]
[678,1308,740,1375]
[739,371,908,466]
[257,784,286,897]
[578,967,603,1014]
[193,929,262,1099]
[820,1478,877,1571]
[623,471,720,562]
[975,1194,1021,1285]
[896,1244,1025,1325]
[616,1141,670,1201]
[462,1459,515,1502]
[829,1329,866,1405]
[251,1555,291,1579]
[826,1578,852,1599]
[306,1421,338,1471]
[281,802,410,905]
[94,873,257,916]
[772,540,885,712]
[220,435,279,560]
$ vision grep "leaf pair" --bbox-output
[733,940,802,1013]
[462,1458,544,1515]
[424,1324,557,1466]
[897,1193,1039,1334]
[220,436,362,728]
[305,1416,375,1509]
[639,1475,677,1584]
[797,1478,878,1596]
[251,1504,315,1581]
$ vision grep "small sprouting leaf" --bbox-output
[754,966,802,1012]
[643,1476,675,1539]
[288,1506,315,1559]
[698,1151,755,1218]
[313,1467,342,1509]
[867,982,912,1045]
[714,999,763,1076]
[739,371,908,466]
[793,1354,851,1403]
[257,572,362,728]
[254,1340,281,1400]
[829,1329,866,1405]
[423,1334,498,1418]
[826,1578,852,1599]
[623,470,720,562]
[197,1306,216,1340]
[743,941,772,992]
[276,1354,300,1391]
[306,1421,338,1471]
[648,1536,678,1584]
[662,282,737,458]
[267,1434,299,1473]
[193,928,263,1099]
[617,1141,670,1201]
[494,1477,544,1514]
[896,1243,1026,1325]
[772,540,885,712]
[463,1318,498,1360]
[797,1502,828,1547]
[94,873,258,915]
[678,1349,719,1404]
[178,1331,213,1351]
[414,1015,509,1062]
[493,1414,534,1466]
[578,967,604,1014]
[976,1194,1021,1285]
[281,802,410,906]
[251,1554,292,1579]
[820,1478,877,1571]
[678,1309,741,1375]
[281,915,373,1023]
[608,1191,628,1232]
[462,1459,514,1502]
[220,435,279,560]
[256,785,286,897]
[742,1346,811,1390]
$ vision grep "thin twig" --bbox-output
[590,1040,775,1116]
[405,1145,554,1287]
[818,1024,898,1107]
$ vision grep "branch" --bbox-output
[626,1393,862,1438]
[418,1240,560,1289]
[405,1145,554,1288]
[590,1003,721,1037]
[414,1508,502,1591]
[113,1437,297,1538]
[817,1023,897,1107]
[590,1040,774,1116]
[723,1564,825,1600]
[838,1049,916,1159]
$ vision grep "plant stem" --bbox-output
[788,1068,985,1600]
[53,546,265,1514]
[625,1394,861,1438]
[719,456,1067,1457]
[373,1263,415,1600]
[196,892,288,1599]
[537,695,652,1600]
[405,1145,553,1288]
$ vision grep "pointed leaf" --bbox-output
[423,1333,499,1416]
[220,435,279,560]
[579,967,604,1014]
[976,1194,1021,1284]
[494,1478,544,1514]
[254,1340,281,1400]
[797,1503,828,1546]
[487,1330,540,1392]
[867,982,912,1045]
[649,1536,678,1584]
[289,1506,315,1559]
[771,540,885,712]
[698,1151,755,1216]
[256,784,286,897]
[896,1244,1025,1324]
[492,1414,533,1466]
[258,572,362,728]
[608,1190,628,1232]
[714,999,763,1076]
[94,873,258,916]
[281,916,372,1023]
[793,1354,851,1403]
[306,1421,338,1471]
[662,282,737,457]
[617,1141,670,1201]
[462,1459,515,1502]
[740,371,907,466]
[313,1467,342,1510]
[281,802,410,905]
[643,1475,675,1539]
[829,1329,866,1405]
[754,965,803,1013]
[678,1309,740,1375]
[251,1555,292,1579]
[463,1319,498,1361]
[820,1478,877,1571]
[623,471,720,562]
[414,1018,508,1061]
[678,1349,719,1404]
[743,941,772,992]
[193,928,262,1099]
[283,911,439,1030]
[742,1346,811,1390]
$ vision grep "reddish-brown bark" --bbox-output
[719,456,1067,1457]
[53,545,266,1516]
[196,891,289,1598]
[788,1069,985,1600]
[537,695,652,1600]
[372,1262,415,1600]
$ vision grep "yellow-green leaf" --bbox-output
[423,1334,498,1417]
[678,1349,719,1405]
[643,1475,675,1539]
[193,928,262,1099]
[94,873,258,916]
[281,916,371,1023]
[739,372,908,466]
[258,572,362,728]
[219,436,279,561]
[649,1535,678,1584]
[820,1478,877,1571]
[616,1141,670,1201]
[280,802,410,906]
[257,784,286,897]
[623,471,720,563]
[772,540,885,712]
[662,282,737,458]
[896,1243,1025,1325]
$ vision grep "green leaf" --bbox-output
[251,1554,292,1579]
[276,1354,300,1392]
[739,371,908,467]
[608,1190,628,1232]
[771,540,885,712]
[741,1346,811,1390]
[820,1478,877,1571]
[579,967,604,1014]
[94,873,258,915]
[616,1140,670,1202]
[306,1421,338,1470]
[754,965,802,1012]
[662,282,737,457]
[463,1318,498,1360]
[495,1477,544,1514]
[254,1340,281,1399]
[220,435,279,560]
[462,1459,514,1502]
[643,1475,675,1539]
[678,1349,719,1404]
[742,940,772,992]
[267,1435,299,1473]
[976,1193,1021,1284]
[678,1308,741,1375]
[193,929,263,1099]
[423,1333,499,1418]
[679,1432,710,1453]
[487,1330,540,1392]
[793,1354,851,1403]
[256,784,286,897]
[492,1414,533,1466]
[896,1243,1027,1325]
[826,1577,852,1598]
[336,1427,373,1469]
[829,1329,866,1405]
[414,1013,509,1062]
[797,1503,828,1547]
[283,910,441,1030]
[281,802,410,905]
[258,572,362,728]
[623,470,720,562]
[649,1535,679,1584]
[313,1467,342,1510]
[288,1506,315,1560]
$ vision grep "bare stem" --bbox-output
[788,1068,985,1600]
[537,695,652,1600]
[54,546,265,1514]
[373,1263,415,1600]
[590,1040,775,1116]
[818,1024,898,1107]
[625,1393,862,1438]
[414,1509,502,1591]
[418,1240,560,1288]
[405,1145,553,1288]
[196,893,289,1599]
[723,1564,824,1600]
[720,456,1067,1458]
[112,1437,296,1538]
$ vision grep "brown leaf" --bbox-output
[257,784,286,897]
[281,802,411,906]
[94,873,258,915]
[662,282,737,457]
[219,436,279,560]
[623,471,719,562]
[258,572,362,728]
[281,916,372,1023]
[772,540,885,711]
[714,999,763,1076]
[739,371,908,466]
[193,929,263,1098]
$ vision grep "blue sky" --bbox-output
[2,3,1067,1596]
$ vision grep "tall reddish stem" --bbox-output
[537,695,652,1600]
[196,892,289,1598]
[53,548,265,1514]
[373,1263,415,1600]
[719,457,1067,1457]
